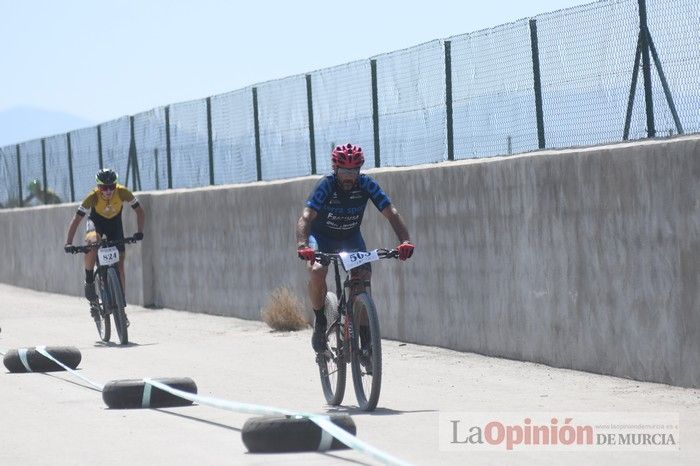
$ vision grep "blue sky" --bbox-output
[1,0,589,125]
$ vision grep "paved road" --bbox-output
[1,283,698,465]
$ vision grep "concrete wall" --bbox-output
[1,136,698,387]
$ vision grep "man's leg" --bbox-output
[84,231,99,310]
[309,261,329,352]
[308,261,328,310]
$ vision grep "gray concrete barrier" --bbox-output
[0,135,698,387]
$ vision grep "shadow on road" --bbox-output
[324,406,436,416]
[153,408,242,432]
[41,371,103,393]
[320,452,372,465]
[93,341,158,348]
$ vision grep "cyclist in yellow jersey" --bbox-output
[64,169,145,319]
[24,179,62,205]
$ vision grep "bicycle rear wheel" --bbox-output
[350,292,382,411]
[318,292,346,405]
[107,267,128,345]
[94,273,110,342]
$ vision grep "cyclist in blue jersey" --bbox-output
[296,143,415,352]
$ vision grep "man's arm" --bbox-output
[296,207,317,247]
[65,214,83,245]
[134,205,145,233]
[381,204,411,243]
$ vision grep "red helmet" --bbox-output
[331,143,364,169]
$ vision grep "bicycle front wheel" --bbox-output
[107,267,128,345]
[318,292,346,405]
[350,292,382,411]
[95,273,111,342]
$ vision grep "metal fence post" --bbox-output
[623,35,643,140]
[97,124,104,168]
[154,149,160,190]
[206,97,215,185]
[647,35,683,135]
[444,40,454,161]
[529,19,546,149]
[41,138,47,193]
[370,59,381,167]
[306,74,317,175]
[128,115,141,191]
[67,133,75,202]
[253,87,262,181]
[165,105,173,189]
[15,144,22,207]
[638,0,655,138]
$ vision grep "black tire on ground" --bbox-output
[319,292,346,406]
[96,272,111,342]
[350,292,382,412]
[107,267,128,345]
[3,346,82,373]
[242,414,356,453]
[102,377,197,409]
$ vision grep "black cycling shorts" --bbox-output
[87,214,125,252]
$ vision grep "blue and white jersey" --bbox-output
[306,173,391,239]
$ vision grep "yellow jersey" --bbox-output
[77,184,139,220]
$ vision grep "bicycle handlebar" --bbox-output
[66,236,139,254]
[314,248,399,266]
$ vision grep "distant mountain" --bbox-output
[0,106,95,147]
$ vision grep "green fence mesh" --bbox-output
[18,139,43,204]
[257,75,311,181]
[133,107,168,191]
[310,60,374,174]
[210,89,257,185]
[70,127,100,201]
[169,99,210,188]
[451,20,537,158]
[0,145,20,207]
[2,0,698,208]
[44,134,71,202]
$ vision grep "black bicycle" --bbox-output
[67,236,138,345]
[314,248,399,412]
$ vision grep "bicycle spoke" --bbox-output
[351,293,382,411]
[317,292,346,406]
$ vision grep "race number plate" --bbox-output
[98,246,119,266]
[339,250,380,271]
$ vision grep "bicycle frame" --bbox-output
[332,264,371,361]
[317,249,396,362]
[313,248,398,410]
[82,237,134,311]
[68,236,138,345]
[95,258,118,312]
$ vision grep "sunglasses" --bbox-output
[336,168,360,176]
[98,184,116,192]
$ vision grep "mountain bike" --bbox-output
[67,236,138,345]
[314,248,399,412]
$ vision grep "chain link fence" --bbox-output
[2,0,698,207]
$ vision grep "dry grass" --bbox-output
[261,286,310,331]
